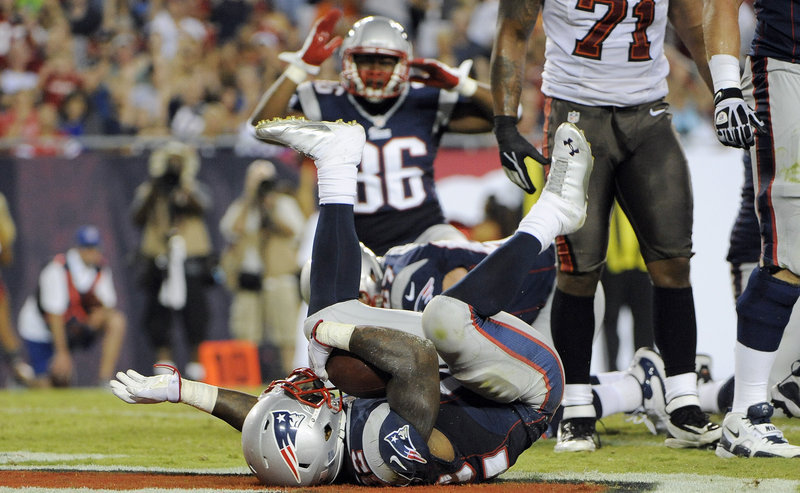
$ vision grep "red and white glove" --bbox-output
[279,9,343,83]
[409,58,478,97]
[708,54,766,149]
[110,364,181,404]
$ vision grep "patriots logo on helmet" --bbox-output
[272,410,306,483]
[384,424,427,464]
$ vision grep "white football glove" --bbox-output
[307,321,333,381]
[713,87,766,149]
[110,364,181,404]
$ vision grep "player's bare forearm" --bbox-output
[348,325,440,440]
[491,0,542,116]
[670,0,714,92]
[249,75,303,126]
[702,0,743,58]
[211,388,259,431]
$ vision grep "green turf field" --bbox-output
[2,387,800,490]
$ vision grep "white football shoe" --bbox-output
[540,122,594,236]
[716,402,800,458]
[771,359,800,418]
[254,117,365,168]
[626,347,669,435]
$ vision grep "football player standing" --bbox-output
[249,10,495,255]
[489,0,720,451]
[704,0,800,458]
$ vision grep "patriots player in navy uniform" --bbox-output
[382,240,556,325]
[110,116,594,486]
[249,10,494,255]
[705,0,800,458]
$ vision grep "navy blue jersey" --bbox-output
[341,372,548,486]
[291,81,460,255]
[382,240,556,325]
[727,152,761,265]
[750,0,800,62]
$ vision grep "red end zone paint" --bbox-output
[0,470,608,492]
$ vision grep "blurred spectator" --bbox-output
[58,89,91,135]
[39,50,83,107]
[147,0,211,63]
[209,0,252,44]
[0,37,39,96]
[219,159,305,379]
[600,203,654,371]
[130,140,215,381]
[17,225,127,387]
[0,192,34,386]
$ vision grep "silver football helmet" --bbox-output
[300,242,385,307]
[340,16,412,102]
[242,368,346,486]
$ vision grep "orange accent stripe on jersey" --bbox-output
[555,235,575,272]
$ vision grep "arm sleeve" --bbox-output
[38,262,69,315]
[94,268,118,308]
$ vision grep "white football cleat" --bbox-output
[771,359,800,418]
[254,117,366,168]
[540,122,594,235]
[716,402,800,458]
[626,347,668,435]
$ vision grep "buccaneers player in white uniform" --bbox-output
[490,0,720,451]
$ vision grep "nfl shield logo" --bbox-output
[567,111,580,124]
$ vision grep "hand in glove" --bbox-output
[494,115,549,194]
[713,87,766,149]
[279,9,343,76]
[110,364,181,404]
[307,321,333,381]
[409,58,478,96]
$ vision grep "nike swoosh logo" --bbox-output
[404,282,416,301]
[389,455,406,469]
[727,426,740,439]
[649,108,666,117]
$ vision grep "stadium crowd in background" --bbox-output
[0,0,716,156]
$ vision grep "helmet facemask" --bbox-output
[342,49,409,102]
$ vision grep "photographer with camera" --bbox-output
[219,160,305,380]
[131,141,215,381]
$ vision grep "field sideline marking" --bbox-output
[503,471,800,493]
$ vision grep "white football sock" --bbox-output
[516,193,565,253]
[594,375,642,416]
[664,372,698,405]
[732,342,775,413]
[698,379,728,414]
[562,383,595,419]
